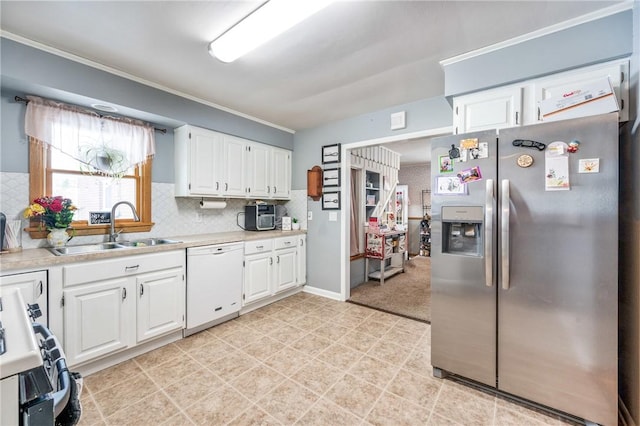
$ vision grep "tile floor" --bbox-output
[78,292,575,425]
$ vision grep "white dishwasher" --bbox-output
[185,242,244,336]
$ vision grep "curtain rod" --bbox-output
[14,96,167,134]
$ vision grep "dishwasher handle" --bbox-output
[188,244,243,256]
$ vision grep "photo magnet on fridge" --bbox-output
[457,166,483,184]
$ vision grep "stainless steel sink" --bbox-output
[47,238,182,256]
[119,238,182,247]
[48,242,126,256]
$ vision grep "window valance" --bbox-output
[24,96,155,176]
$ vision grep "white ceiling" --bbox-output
[0,1,623,163]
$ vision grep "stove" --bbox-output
[0,289,77,425]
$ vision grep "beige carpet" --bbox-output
[349,256,431,323]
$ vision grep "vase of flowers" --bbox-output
[24,196,77,247]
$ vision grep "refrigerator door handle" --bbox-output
[485,179,494,287]
[501,179,510,290]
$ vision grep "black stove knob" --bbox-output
[27,303,42,320]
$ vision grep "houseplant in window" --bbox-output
[24,196,77,247]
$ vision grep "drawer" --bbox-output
[244,239,273,255]
[63,250,185,287]
[274,236,297,250]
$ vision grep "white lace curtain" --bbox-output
[24,96,155,176]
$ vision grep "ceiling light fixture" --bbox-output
[208,0,334,63]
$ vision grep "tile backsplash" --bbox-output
[0,172,308,250]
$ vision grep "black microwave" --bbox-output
[245,205,276,231]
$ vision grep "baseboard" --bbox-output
[303,285,344,301]
[620,395,637,426]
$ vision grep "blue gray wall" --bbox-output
[294,97,452,294]
[0,37,294,183]
[442,9,633,97]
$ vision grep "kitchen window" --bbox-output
[25,96,154,239]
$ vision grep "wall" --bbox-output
[398,163,431,255]
[442,9,633,97]
[294,96,452,295]
[0,38,304,249]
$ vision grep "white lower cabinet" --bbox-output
[273,244,296,293]
[0,270,48,324]
[136,267,185,343]
[297,235,307,285]
[243,235,304,306]
[64,277,134,366]
[243,239,274,305]
[62,251,185,367]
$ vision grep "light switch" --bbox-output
[307,211,313,221]
[329,212,337,221]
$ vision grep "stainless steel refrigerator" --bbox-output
[430,113,618,426]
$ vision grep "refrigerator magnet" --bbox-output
[578,158,600,173]
[457,166,482,184]
[439,155,454,173]
[545,156,570,191]
[517,154,534,168]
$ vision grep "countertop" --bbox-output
[0,230,306,272]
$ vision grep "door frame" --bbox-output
[339,126,451,301]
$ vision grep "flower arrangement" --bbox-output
[24,196,77,229]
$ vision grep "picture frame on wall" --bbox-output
[323,167,340,187]
[322,143,341,164]
[322,191,341,210]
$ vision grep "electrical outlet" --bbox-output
[329,212,337,221]
[307,211,313,221]
[195,212,203,223]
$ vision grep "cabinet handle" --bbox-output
[122,288,127,300]
[284,241,291,245]
[140,284,144,297]
[515,111,519,125]
[277,255,280,263]
[38,281,43,296]
[216,182,219,190]
[125,265,140,272]
[274,186,277,193]
[256,245,264,250]
[300,239,304,246]
[267,186,271,193]
[270,257,273,265]
[225,183,228,191]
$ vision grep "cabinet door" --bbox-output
[0,271,48,324]
[453,86,522,134]
[246,143,271,198]
[297,236,307,285]
[534,61,628,122]
[190,128,224,195]
[271,148,291,199]
[136,267,185,343]
[223,136,247,197]
[274,247,297,293]
[63,278,134,366]
[243,252,272,305]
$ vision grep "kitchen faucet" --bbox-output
[109,201,140,242]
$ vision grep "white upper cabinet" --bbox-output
[271,147,291,200]
[246,142,271,198]
[174,125,223,196]
[452,59,629,134]
[175,124,291,200]
[222,135,247,197]
[453,86,523,134]
[532,60,629,123]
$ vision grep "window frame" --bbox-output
[27,137,153,239]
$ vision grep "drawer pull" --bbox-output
[140,284,144,297]
[125,265,140,272]
[256,245,264,250]
[284,241,291,245]
[122,288,127,300]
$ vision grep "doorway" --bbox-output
[339,127,450,321]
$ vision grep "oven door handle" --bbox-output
[32,323,72,417]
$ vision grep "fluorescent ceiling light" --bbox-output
[209,0,334,63]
